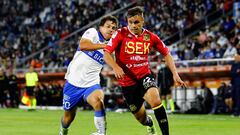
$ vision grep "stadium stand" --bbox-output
[0,0,132,69]
[1,0,235,69]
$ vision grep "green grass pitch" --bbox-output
[0,109,239,135]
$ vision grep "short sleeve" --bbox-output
[153,34,169,56]
[104,29,123,54]
[81,28,98,42]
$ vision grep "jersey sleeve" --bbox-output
[81,28,98,42]
[152,34,169,56]
[104,29,123,54]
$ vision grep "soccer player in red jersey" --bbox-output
[104,6,186,135]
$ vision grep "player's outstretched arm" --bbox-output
[164,53,187,87]
[104,51,125,79]
[79,38,106,51]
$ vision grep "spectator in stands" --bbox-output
[183,47,195,61]
[197,30,208,45]
[157,59,175,113]
[223,0,234,12]
[170,45,180,61]
[223,42,237,58]
[25,66,39,111]
[2,0,231,69]
[214,44,225,58]
[221,16,236,34]
[30,58,43,69]
[217,32,229,47]
[0,0,129,69]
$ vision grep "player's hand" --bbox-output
[234,55,240,62]
[113,65,125,80]
[173,74,187,88]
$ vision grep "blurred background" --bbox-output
[0,0,240,116]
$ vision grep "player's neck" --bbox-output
[98,31,108,42]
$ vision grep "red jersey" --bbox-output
[105,27,169,86]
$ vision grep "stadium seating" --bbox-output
[1,0,236,70]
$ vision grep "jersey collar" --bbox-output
[98,31,108,43]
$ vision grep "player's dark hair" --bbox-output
[127,6,144,18]
[99,15,118,27]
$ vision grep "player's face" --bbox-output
[127,14,144,35]
[100,20,117,40]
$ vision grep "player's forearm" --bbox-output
[164,53,178,76]
[104,51,119,69]
[104,51,125,79]
[79,40,106,51]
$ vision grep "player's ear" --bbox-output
[141,13,144,21]
[142,16,144,22]
[140,15,144,24]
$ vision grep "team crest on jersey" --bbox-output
[143,34,150,41]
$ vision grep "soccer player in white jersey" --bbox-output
[59,16,118,135]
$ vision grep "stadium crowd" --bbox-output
[167,15,240,64]
[0,0,236,70]
[0,0,131,69]
[139,0,233,39]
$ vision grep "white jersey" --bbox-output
[65,28,106,87]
